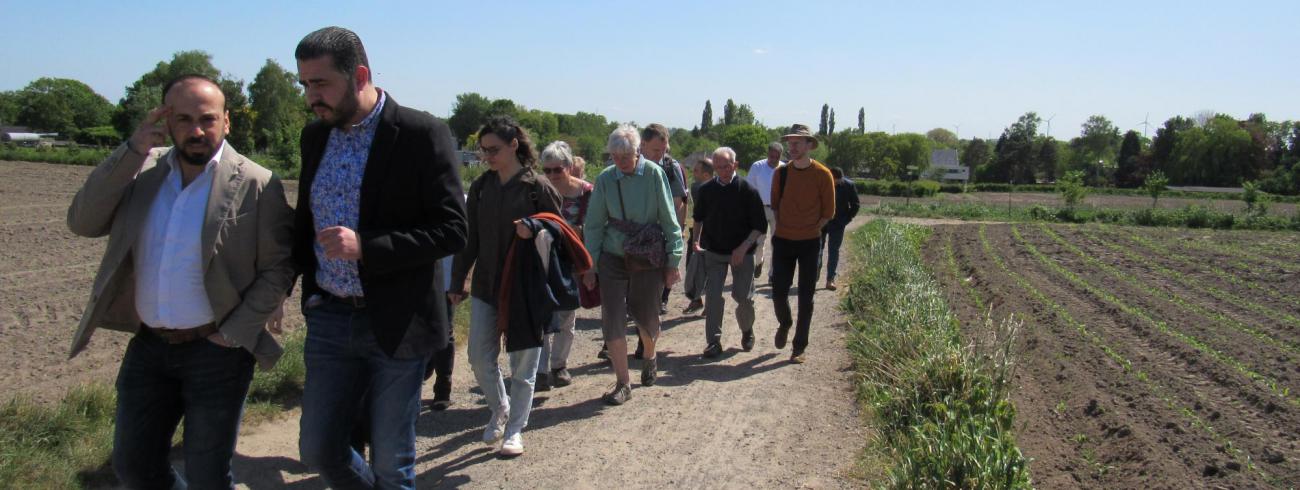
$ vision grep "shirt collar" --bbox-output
[614,158,649,180]
[168,140,225,176]
[716,174,739,187]
[344,89,386,133]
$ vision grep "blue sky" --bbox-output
[2,0,1296,140]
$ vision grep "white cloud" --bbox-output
[752,48,768,55]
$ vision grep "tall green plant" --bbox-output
[1143,171,1168,209]
[1057,170,1088,211]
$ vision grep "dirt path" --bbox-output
[229,219,871,489]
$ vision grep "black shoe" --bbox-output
[683,299,704,315]
[775,324,790,349]
[535,372,551,392]
[603,382,632,405]
[551,368,572,387]
[597,344,609,360]
[641,357,658,386]
[754,263,763,279]
[424,398,451,411]
[741,331,755,352]
[703,343,723,359]
[633,341,645,360]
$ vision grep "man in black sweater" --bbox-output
[690,147,767,358]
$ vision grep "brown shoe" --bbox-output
[641,357,658,386]
[602,382,632,405]
[826,280,837,291]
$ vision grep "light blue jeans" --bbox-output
[467,297,541,436]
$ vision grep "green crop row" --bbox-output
[842,220,1030,488]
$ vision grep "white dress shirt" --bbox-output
[746,158,784,205]
[135,144,223,329]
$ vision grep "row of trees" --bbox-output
[6,61,1297,191]
[1,50,309,165]
[957,111,1300,192]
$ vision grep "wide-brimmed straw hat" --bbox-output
[781,123,819,148]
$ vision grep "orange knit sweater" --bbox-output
[770,159,836,240]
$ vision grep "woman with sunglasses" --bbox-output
[448,116,562,457]
[533,141,594,392]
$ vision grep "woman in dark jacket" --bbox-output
[448,116,561,457]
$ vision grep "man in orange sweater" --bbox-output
[768,124,835,364]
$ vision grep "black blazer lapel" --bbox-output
[359,95,400,226]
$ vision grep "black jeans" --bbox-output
[112,329,255,489]
[770,236,821,353]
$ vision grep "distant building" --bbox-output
[928,149,968,183]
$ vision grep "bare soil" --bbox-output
[924,223,1300,488]
[864,191,1298,217]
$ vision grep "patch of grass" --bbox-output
[0,144,112,166]
[0,384,117,489]
[842,220,1031,488]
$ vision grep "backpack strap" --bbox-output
[776,165,789,212]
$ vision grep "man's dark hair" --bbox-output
[161,74,222,104]
[295,26,371,80]
[641,123,670,143]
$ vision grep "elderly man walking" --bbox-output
[768,124,835,364]
[67,74,295,488]
[691,147,767,358]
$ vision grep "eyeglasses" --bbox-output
[541,167,566,175]
[478,145,503,157]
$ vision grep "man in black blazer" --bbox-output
[292,26,466,488]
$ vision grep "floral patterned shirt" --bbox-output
[310,91,387,297]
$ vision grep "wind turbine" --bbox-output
[1044,114,1056,138]
[1138,113,1151,138]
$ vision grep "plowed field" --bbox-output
[924,223,1300,488]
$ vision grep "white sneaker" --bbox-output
[499,432,524,456]
[483,409,508,445]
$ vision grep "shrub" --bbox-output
[1057,171,1088,211]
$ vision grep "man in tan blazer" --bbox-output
[67,74,294,489]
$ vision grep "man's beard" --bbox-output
[314,85,361,129]
[177,137,217,166]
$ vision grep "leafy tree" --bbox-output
[734,104,756,126]
[819,104,829,136]
[1073,115,1121,184]
[15,77,114,136]
[925,128,958,148]
[1152,116,1195,170]
[517,109,559,146]
[1115,130,1143,187]
[0,91,21,125]
[447,93,491,146]
[993,112,1041,183]
[113,50,223,138]
[1167,115,1255,186]
[722,99,737,126]
[857,108,865,133]
[1037,137,1059,182]
[828,108,836,135]
[700,100,713,134]
[894,133,933,176]
[1143,170,1168,208]
[74,126,120,146]
[219,78,254,152]
[249,59,307,162]
[718,124,769,166]
[962,138,992,182]
[1057,170,1088,211]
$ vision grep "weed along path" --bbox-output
[228,218,874,489]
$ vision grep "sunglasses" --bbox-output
[541,167,567,175]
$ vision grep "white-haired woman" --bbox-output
[535,141,593,391]
[582,125,683,405]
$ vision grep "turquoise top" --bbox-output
[584,157,684,272]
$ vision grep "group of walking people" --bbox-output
[65,25,858,490]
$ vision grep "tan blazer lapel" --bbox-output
[202,146,245,271]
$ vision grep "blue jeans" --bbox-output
[112,329,255,490]
[299,300,425,490]
[467,297,541,437]
[820,224,847,282]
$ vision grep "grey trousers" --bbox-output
[704,250,756,346]
[598,252,665,342]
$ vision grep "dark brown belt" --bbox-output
[142,322,219,344]
[323,292,366,308]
